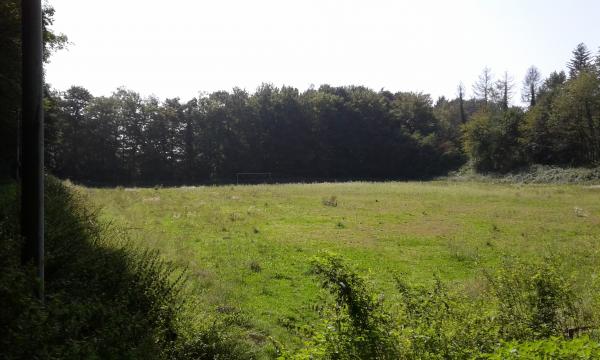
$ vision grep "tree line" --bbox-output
[2,0,599,185]
[42,84,469,185]
[42,43,600,185]
[463,43,600,172]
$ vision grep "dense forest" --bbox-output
[1,0,599,185]
[40,44,600,184]
[42,85,469,184]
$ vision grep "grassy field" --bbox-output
[83,181,600,354]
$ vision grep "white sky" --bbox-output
[45,0,600,103]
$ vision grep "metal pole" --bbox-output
[21,0,45,301]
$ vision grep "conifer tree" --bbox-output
[568,43,592,78]
[595,47,600,75]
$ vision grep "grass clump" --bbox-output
[249,261,262,273]
[322,195,338,207]
[0,178,252,359]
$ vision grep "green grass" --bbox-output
[82,181,600,355]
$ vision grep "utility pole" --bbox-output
[21,0,45,301]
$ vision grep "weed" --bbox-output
[574,207,588,217]
[249,261,262,273]
[322,195,338,207]
[273,272,292,280]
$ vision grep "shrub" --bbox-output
[290,253,599,359]
[480,336,600,359]
[485,257,583,340]
[250,261,262,273]
[462,108,526,173]
[0,178,251,359]
[446,163,600,184]
[395,276,498,359]
[289,252,401,359]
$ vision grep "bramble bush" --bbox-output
[287,253,599,359]
[481,336,600,359]
[485,257,582,341]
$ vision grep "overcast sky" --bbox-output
[45,0,599,104]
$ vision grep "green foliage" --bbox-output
[486,257,583,340]
[288,252,599,359]
[0,178,251,359]
[40,84,463,185]
[568,43,594,79]
[462,108,525,172]
[86,181,600,354]
[289,252,400,359]
[295,257,485,358]
[482,336,600,359]
[520,47,600,167]
[462,44,600,173]
[549,71,600,164]
[447,163,600,184]
[394,276,498,359]
[0,0,68,179]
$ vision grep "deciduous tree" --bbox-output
[522,66,542,107]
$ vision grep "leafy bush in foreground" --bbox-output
[395,276,498,359]
[288,253,598,359]
[300,253,400,359]
[481,336,600,359]
[0,178,251,359]
[486,257,582,341]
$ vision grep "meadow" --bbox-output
[83,181,600,354]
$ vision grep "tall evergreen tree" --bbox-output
[595,47,600,75]
[568,43,592,78]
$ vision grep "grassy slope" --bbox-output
[83,181,600,352]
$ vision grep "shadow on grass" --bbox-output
[0,177,252,359]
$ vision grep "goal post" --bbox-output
[236,172,273,184]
